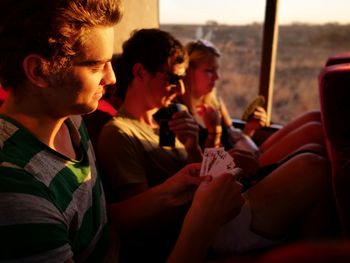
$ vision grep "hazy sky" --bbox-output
[160,0,350,25]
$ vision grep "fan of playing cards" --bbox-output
[200,147,236,178]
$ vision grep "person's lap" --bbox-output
[247,152,332,239]
[210,152,334,257]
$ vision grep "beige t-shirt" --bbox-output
[97,108,188,202]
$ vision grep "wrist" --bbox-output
[205,134,222,148]
[208,126,222,135]
[207,131,222,135]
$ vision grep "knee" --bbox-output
[296,142,327,157]
[301,110,322,123]
[300,122,324,140]
[291,152,331,187]
[293,152,328,169]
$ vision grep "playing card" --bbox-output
[200,147,222,176]
[200,147,235,178]
[199,151,209,176]
[207,147,226,174]
[210,152,235,177]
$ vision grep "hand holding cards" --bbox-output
[200,147,236,178]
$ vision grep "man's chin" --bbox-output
[73,103,99,116]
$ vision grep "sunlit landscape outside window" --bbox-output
[160,0,350,124]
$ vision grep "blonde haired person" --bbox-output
[181,39,326,168]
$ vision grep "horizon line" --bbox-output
[160,21,350,26]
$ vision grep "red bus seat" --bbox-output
[325,52,350,67]
[0,85,9,106]
[318,63,350,238]
[82,99,117,150]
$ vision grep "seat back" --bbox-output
[319,63,350,237]
[325,52,350,67]
[82,99,117,150]
[0,85,9,106]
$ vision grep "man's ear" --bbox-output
[22,54,50,88]
[132,63,146,80]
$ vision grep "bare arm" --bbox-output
[167,171,245,263]
[195,103,222,148]
[107,163,206,233]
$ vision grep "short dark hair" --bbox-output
[116,28,187,100]
[0,0,122,89]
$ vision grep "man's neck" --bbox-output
[122,87,159,128]
[0,93,75,157]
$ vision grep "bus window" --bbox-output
[273,0,350,123]
[159,0,266,122]
[159,0,350,124]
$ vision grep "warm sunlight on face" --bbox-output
[48,26,115,116]
[192,56,219,98]
[146,61,187,108]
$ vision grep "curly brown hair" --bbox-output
[0,0,122,89]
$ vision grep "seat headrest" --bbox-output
[319,63,350,143]
[325,52,350,67]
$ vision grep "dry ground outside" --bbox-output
[161,23,350,124]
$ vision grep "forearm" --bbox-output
[167,204,218,263]
[205,132,222,148]
[205,125,222,148]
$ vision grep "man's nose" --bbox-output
[101,62,116,86]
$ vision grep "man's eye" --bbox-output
[90,65,104,72]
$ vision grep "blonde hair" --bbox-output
[183,40,221,109]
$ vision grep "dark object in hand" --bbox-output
[153,103,183,147]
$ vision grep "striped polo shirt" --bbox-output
[0,115,110,262]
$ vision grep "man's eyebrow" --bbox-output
[74,58,112,66]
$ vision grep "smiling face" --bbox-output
[45,26,116,117]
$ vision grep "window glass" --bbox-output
[160,0,350,124]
